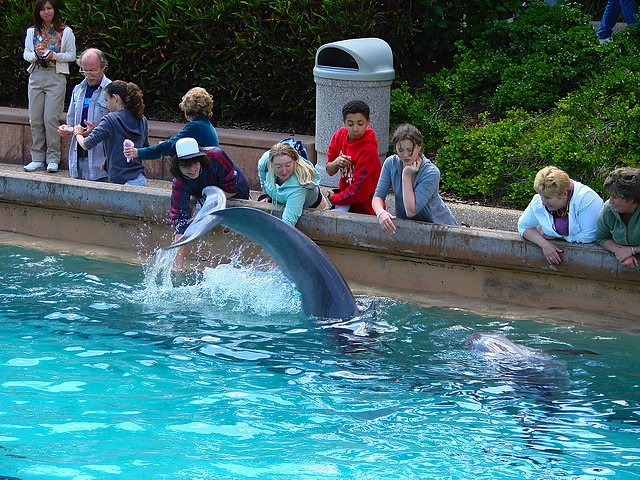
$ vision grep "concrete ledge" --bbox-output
[0,168,168,218]
[0,106,314,190]
[0,168,637,322]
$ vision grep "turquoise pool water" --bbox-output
[0,245,638,479]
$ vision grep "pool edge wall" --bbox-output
[0,169,638,322]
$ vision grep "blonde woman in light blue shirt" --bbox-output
[258,141,327,227]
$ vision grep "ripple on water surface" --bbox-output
[0,245,638,479]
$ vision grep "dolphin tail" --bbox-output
[162,186,228,251]
[158,192,359,319]
[162,213,224,250]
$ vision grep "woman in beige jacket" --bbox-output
[23,0,76,173]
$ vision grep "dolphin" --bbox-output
[465,332,547,359]
[464,332,570,397]
[465,332,599,358]
[465,332,599,398]
[163,187,360,319]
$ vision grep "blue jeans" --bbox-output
[125,172,147,186]
[597,0,638,40]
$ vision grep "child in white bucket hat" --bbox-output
[169,137,250,270]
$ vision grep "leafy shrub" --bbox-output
[392,2,640,209]
[383,0,523,69]
[390,82,451,157]
[425,1,599,115]
[0,0,525,130]
[436,32,640,209]
[437,110,535,206]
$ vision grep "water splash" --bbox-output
[141,247,179,300]
[140,186,228,303]
[203,263,301,316]
[138,234,300,319]
[138,185,302,318]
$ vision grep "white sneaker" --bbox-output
[24,161,45,172]
[47,162,59,173]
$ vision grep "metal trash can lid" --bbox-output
[313,37,395,81]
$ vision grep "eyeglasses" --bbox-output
[79,68,101,75]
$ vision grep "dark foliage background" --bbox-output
[2,0,528,132]
[390,2,640,208]
[5,0,634,209]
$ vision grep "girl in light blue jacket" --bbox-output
[258,141,326,226]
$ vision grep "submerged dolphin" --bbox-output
[465,332,599,397]
[465,332,569,397]
[163,187,360,319]
[465,332,599,358]
[465,332,546,359]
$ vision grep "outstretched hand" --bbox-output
[542,242,564,265]
[123,145,138,159]
[377,210,397,234]
[83,121,96,135]
[57,124,73,136]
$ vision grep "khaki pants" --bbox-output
[27,67,67,164]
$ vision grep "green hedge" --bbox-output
[1,0,523,128]
[391,2,640,209]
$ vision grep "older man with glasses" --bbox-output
[58,48,111,181]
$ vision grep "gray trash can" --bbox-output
[313,38,395,187]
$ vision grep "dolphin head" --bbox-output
[465,332,538,357]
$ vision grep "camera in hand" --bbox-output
[37,49,50,68]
